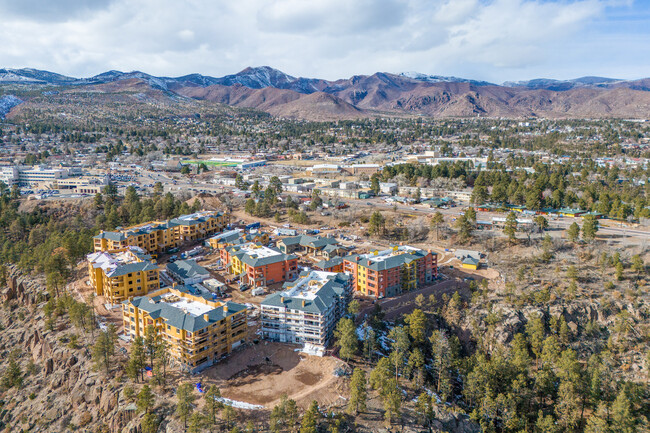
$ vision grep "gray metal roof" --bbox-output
[226,244,296,267]
[167,259,210,280]
[278,235,338,249]
[94,231,128,242]
[125,287,246,333]
[106,261,158,278]
[315,256,344,269]
[344,249,431,271]
[261,273,349,314]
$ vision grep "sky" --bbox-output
[0,0,648,83]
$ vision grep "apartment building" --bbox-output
[276,235,342,258]
[260,271,352,349]
[167,259,211,285]
[314,256,344,273]
[87,246,160,304]
[220,243,298,287]
[93,211,227,254]
[343,245,437,298]
[122,285,247,373]
[206,228,269,250]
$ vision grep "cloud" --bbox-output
[0,0,646,82]
[0,0,113,22]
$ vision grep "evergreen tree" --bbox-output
[203,385,223,431]
[175,383,195,429]
[504,211,518,243]
[347,368,367,414]
[334,318,358,362]
[136,384,155,414]
[567,222,580,243]
[368,211,385,237]
[430,211,445,241]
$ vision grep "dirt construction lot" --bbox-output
[203,342,348,409]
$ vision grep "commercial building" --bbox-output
[0,165,76,187]
[122,285,247,373]
[87,247,160,304]
[93,211,228,254]
[341,164,381,176]
[343,245,437,298]
[260,271,352,349]
[220,244,298,287]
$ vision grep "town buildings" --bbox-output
[93,211,227,254]
[220,244,298,287]
[87,246,160,304]
[260,271,352,350]
[343,245,437,298]
[122,285,247,373]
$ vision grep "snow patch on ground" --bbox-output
[0,95,22,118]
[217,397,264,410]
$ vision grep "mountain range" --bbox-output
[2,66,650,120]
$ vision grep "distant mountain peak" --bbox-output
[398,72,494,86]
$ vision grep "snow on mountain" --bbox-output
[0,95,23,118]
[398,72,494,86]
[502,76,626,91]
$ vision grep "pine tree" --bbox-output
[188,412,205,433]
[300,401,319,433]
[610,389,635,433]
[567,222,580,243]
[141,413,159,433]
[504,211,518,243]
[127,336,146,382]
[405,308,427,346]
[347,368,367,414]
[175,383,194,429]
[334,318,358,362]
[582,215,599,242]
[92,325,116,374]
[2,354,22,388]
[136,384,155,414]
[455,214,473,242]
[430,211,445,241]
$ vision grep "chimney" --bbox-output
[223,304,228,313]
[302,300,306,307]
[203,313,210,321]
[281,297,285,303]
